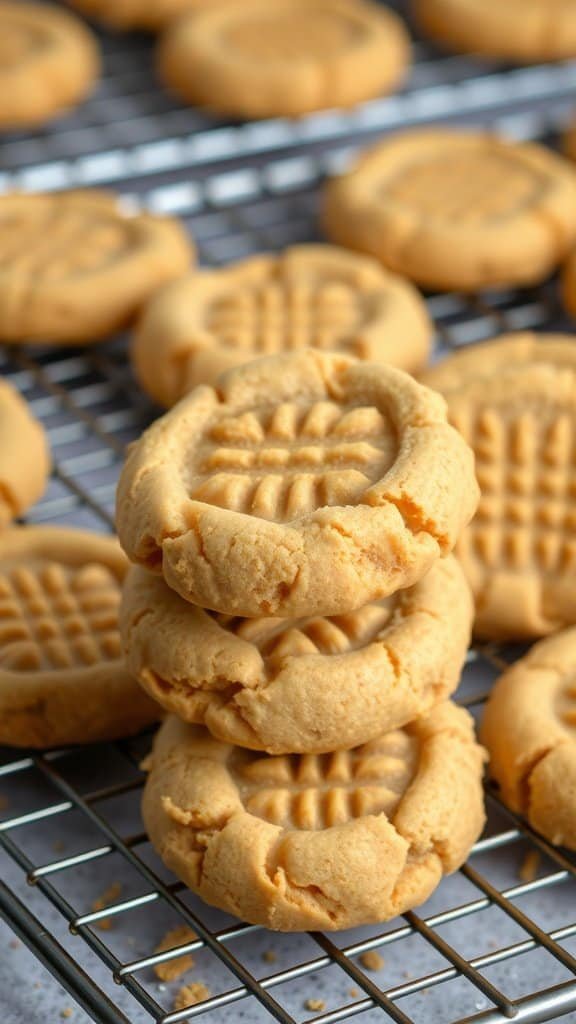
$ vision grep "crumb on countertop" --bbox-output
[53,839,66,854]
[9,939,20,949]
[92,881,122,931]
[262,949,277,964]
[348,987,359,998]
[305,998,325,1012]
[153,925,197,982]
[519,849,541,884]
[60,1009,73,1020]
[0,794,9,811]
[173,982,211,1011]
[359,950,384,971]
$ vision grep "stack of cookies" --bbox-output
[117,349,486,931]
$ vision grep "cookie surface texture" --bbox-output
[323,129,576,291]
[133,246,432,406]
[116,351,479,617]
[121,555,472,753]
[414,0,576,63]
[158,0,410,119]
[481,628,576,850]
[143,703,486,930]
[68,0,199,30]
[422,332,576,393]
[0,2,100,128]
[0,379,50,524]
[0,527,159,747]
[0,191,193,345]
[447,363,576,640]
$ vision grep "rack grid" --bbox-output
[1,7,576,1023]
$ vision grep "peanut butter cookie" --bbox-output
[158,0,410,119]
[422,333,576,394]
[0,190,193,345]
[447,363,576,639]
[143,703,486,930]
[133,246,432,406]
[0,2,100,129]
[116,351,478,617]
[482,629,576,850]
[121,556,472,753]
[414,0,576,63]
[323,129,576,291]
[0,380,50,524]
[0,527,158,747]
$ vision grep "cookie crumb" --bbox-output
[53,839,66,854]
[402,970,412,980]
[9,939,20,949]
[359,950,384,971]
[519,849,541,884]
[173,982,210,1011]
[348,987,359,998]
[262,949,277,964]
[34,982,42,990]
[0,794,9,811]
[153,925,197,981]
[60,1009,73,1020]
[92,881,122,931]
[305,998,325,1012]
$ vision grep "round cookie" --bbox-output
[0,380,50,524]
[0,191,193,345]
[481,629,576,850]
[414,0,576,64]
[446,363,576,640]
[323,129,576,292]
[157,0,410,120]
[121,556,472,754]
[116,351,478,618]
[0,2,100,130]
[68,0,199,31]
[142,703,486,931]
[422,333,576,394]
[0,527,159,748]
[133,246,432,407]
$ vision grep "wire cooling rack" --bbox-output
[1,6,576,1023]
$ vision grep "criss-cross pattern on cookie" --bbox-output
[207,281,364,354]
[0,560,122,671]
[233,731,418,829]
[452,402,576,578]
[216,601,393,662]
[190,400,397,522]
[385,152,545,222]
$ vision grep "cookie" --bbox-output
[422,333,576,394]
[0,191,193,345]
[564,117,576,165]
[414,0,576,64]
[481,629,576,850]
[133,246,432,407]
[561,249,576,321]
[323,129,576,292]
[143,702,485,931]
[68,0,198,31]
[0,2,100,129]
[121,556,472,754]
[116,351,478,618]
[157,0,410,119]
[446,363,576,640]
[0,379,50,524]
[0,527,159,748]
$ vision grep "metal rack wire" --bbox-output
[0,7,576,1023]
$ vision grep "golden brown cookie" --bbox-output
[0,380,50,524]
[142,703,486,931]
[121,556,472,753]
[422,333,576,394]
[561,248,576,320]
[414,0,576,63]
[0,191,193,346]
[68,0,198,31]
[116,351,478,617]
[564,117,576,165]
[157,0,410,119]
[323,129,576,292]
[447,363,576,640]
[133,246,432,407]
[0,527,159,748]
[0,2,100,129]
[481,629,576,850]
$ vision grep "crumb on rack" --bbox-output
[173,982,211,1011]
[60,1009,73,1020]
[305,998,325,1012]
[348,987,359,998]
[153,925,197,981]
[92,881,122,931]
[518,849,541,884]
[262,949,277,964]
[359,950,384,971]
